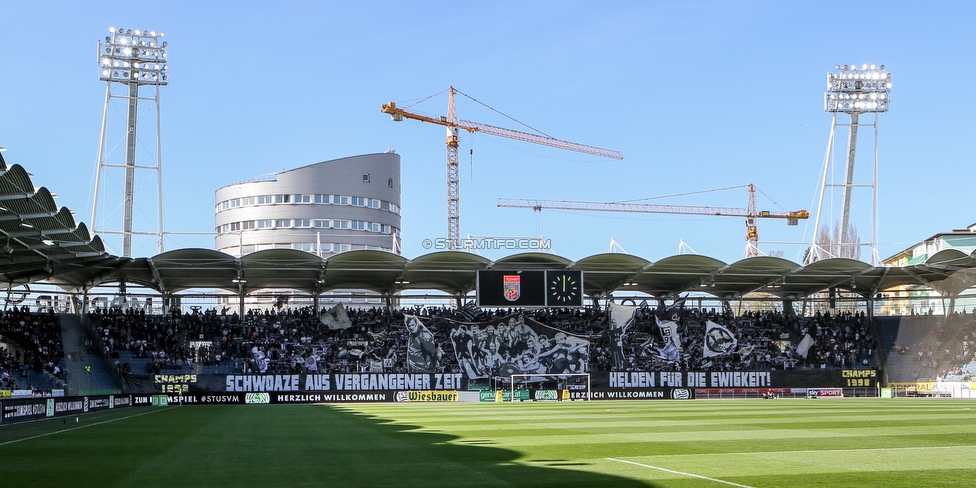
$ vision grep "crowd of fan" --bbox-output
[889,311,976,382]
[797,310,877,370]
[88,306,199,374]
[81,304,878,377]
[0,345,21,389]
[586,308,876,373]
[6,299,975,394]
[87,305,468,375]
[0,307,65,390]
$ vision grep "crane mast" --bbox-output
[497,184,809,257]
[382,86,623,250]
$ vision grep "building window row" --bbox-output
[217,193,397,214]
[232,242,393,255]
[218,220,397,235]
[293,242,393,254]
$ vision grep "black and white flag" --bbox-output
[655,316,681,363]
[703,320,737,358]
[456,301,483,323]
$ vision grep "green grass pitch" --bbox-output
[3,398,976,487]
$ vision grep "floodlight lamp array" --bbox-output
[98,27,168,85]
[824,64,890,113]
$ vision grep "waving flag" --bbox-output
[796,333,815,359]
[608,303,637,370]
[456,301,483,322]
[320,303,352,330]
[655,316,681,363]
[703,320,737,358]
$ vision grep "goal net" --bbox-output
[509,373,590,401]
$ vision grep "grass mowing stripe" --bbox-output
[607,457,756,487]
[5,399,976,487]
[620,444,976,477]
[758,444,976,454]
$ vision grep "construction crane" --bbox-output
[382,86,622,250]
[497,184,809,257]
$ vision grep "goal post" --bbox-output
[509,373,590,401]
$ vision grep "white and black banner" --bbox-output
[404,315,440,373]
[450,314,589,379]
[608,303,637,370]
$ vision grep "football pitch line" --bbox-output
[606,457,756,487]
[0,408,162,447]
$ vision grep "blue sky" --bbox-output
[0,1,972,264]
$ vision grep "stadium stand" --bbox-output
[6,303,974,396]
[81,305,874,378]
[0,308,67,393]
[877,312,976,383]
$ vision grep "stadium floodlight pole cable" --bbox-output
[91,27,169,257]
[807,64,890,265]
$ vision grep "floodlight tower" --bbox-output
[807,64,890,265]
[92,27,169,257]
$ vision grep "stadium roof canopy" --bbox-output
[16,245,976,303]
[3,151,976,302]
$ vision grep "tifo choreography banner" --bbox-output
[449,313,589,379]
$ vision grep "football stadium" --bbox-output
[3,138,976,485]
[4,6,976,487]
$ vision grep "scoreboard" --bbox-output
[477,270,583,307]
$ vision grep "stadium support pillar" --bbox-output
[70,293,83,316]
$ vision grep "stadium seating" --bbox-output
[5,304,973,395]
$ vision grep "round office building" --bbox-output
[215,152,401,258]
